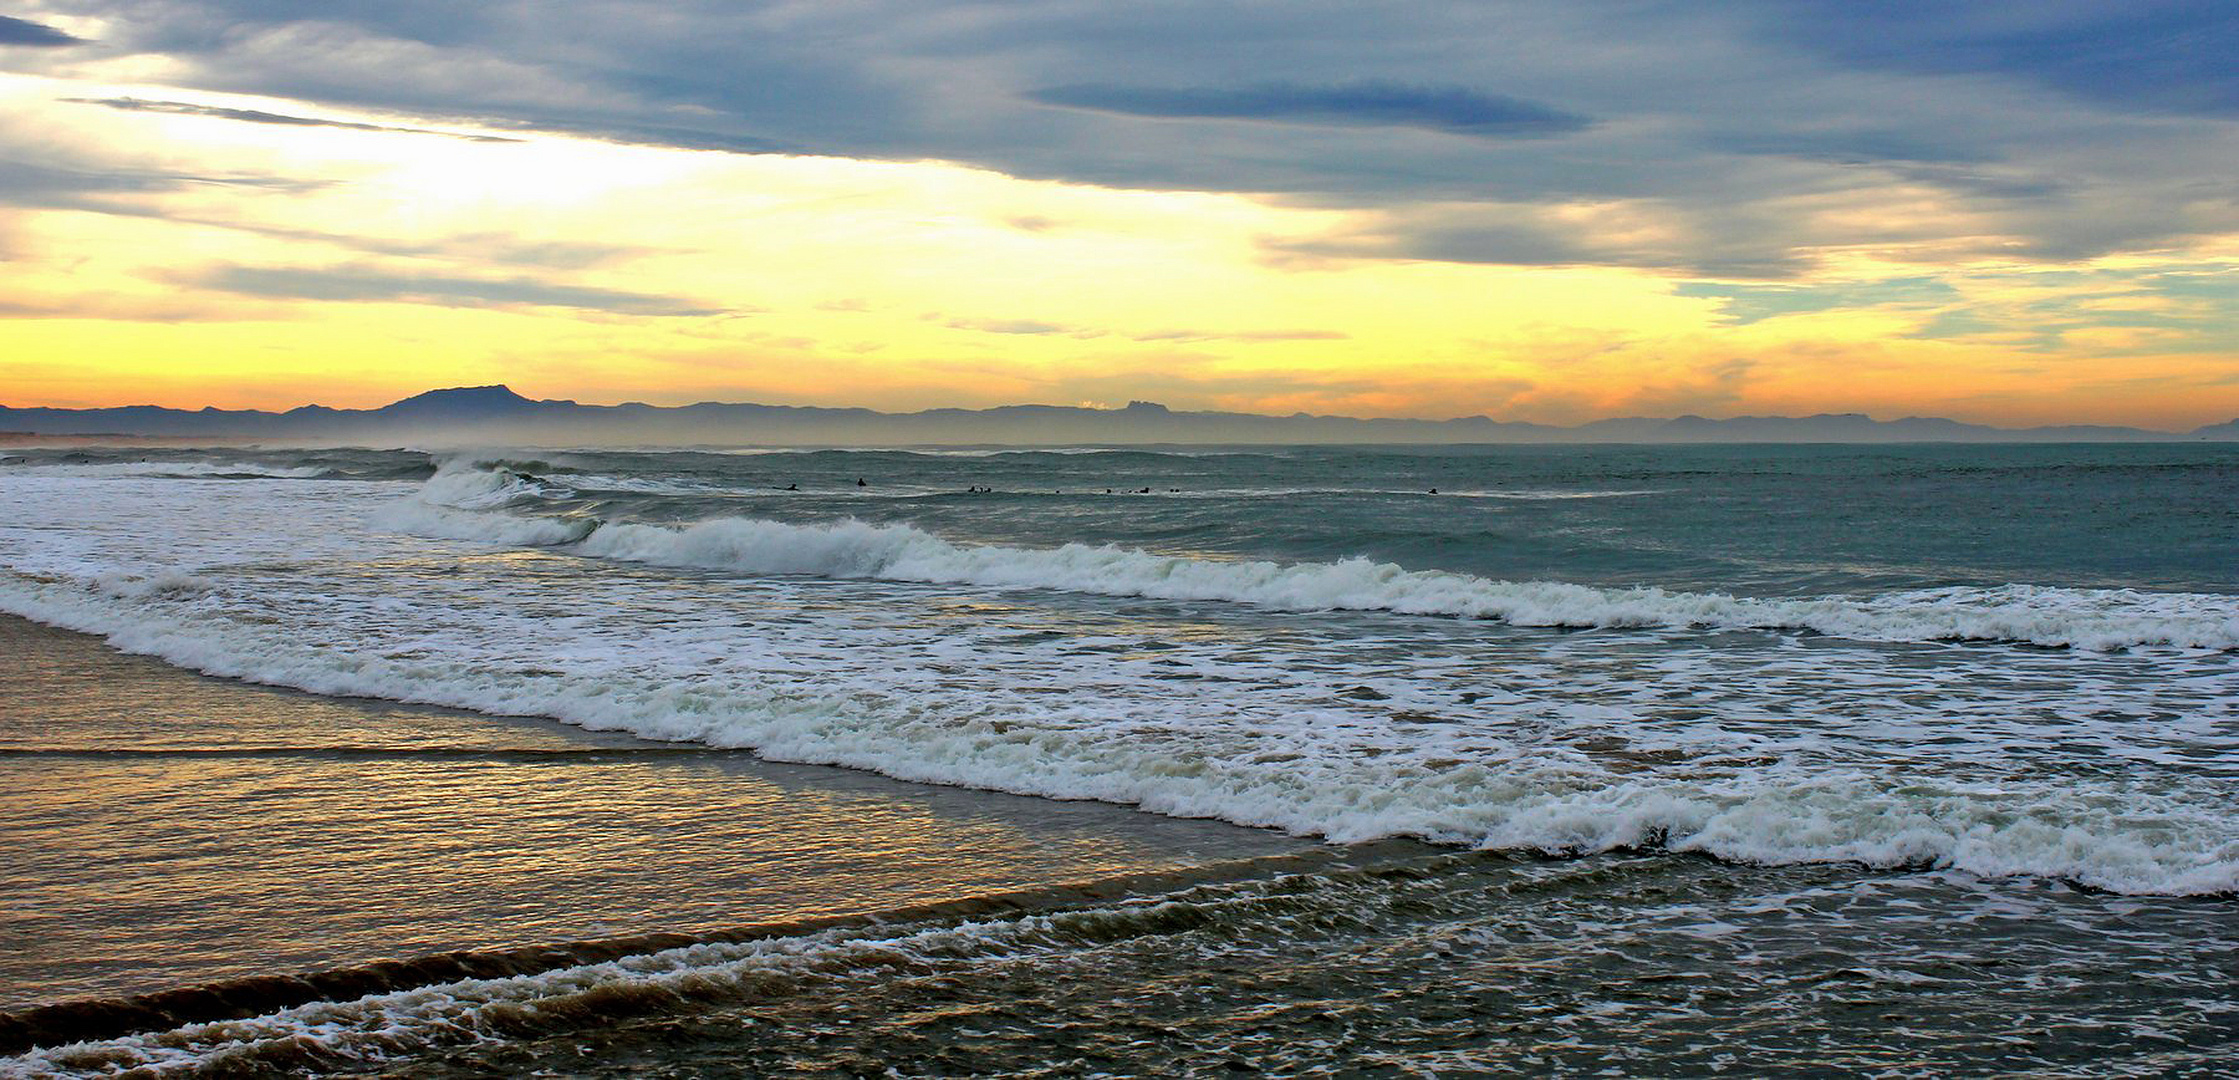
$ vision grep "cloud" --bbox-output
[1036,364,1541,419]
[1026,81,1588,138]
[0,15,81,46]
[939,316,1120,339]
[1749,1,2239,118]
[191,264,724,316]
[17,1,2239,275]
[0,158,332,213]
[944,316,1084,336]
[1129,328,1349,343]
[0,295,235,321]
[939,319,1349,344]
[1704,129,1991,166]
[67,97,523,142]
[1721,264,2239,352]
[1280,201,1818,279]
[1675,278,1960,325]
[202,221,667,270]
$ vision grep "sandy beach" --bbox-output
[0,613,1307,1015]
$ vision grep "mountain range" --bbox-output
[4,386,2235,445]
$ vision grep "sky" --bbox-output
[2,1,2237,427]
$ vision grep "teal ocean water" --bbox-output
[1,442,2233,1074]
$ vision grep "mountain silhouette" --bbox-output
[1,386,2228,445]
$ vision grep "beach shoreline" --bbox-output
[0,613,1311,1014]
[4,442,2233,1075]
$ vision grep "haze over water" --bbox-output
[1,441,2234,1074]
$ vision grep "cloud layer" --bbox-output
[1026,81,1590,138]
[0,15,80,46]
[2,1,2236,425]
[11,0,2235,276]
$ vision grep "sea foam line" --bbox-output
[384,467,2239,652]
[3,561,2234,899]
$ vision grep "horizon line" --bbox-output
[3,383,2236,437]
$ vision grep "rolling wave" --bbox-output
[391,466,2239,652]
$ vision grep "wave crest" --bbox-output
[386,476,2239,651]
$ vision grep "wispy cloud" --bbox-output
[940,319,1349,344]
[1026,80,1589,138]
[943,316,1103,337]
[1675,278,1960,325]
[0,158,334,213]
[1130,328,1349,343]
[192,265,724,316]
[67,97,523,142]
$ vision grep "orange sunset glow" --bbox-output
[3,5,2236,428]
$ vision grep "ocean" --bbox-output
[1,442,2233,1075]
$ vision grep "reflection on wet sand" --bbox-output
[0,615,1305,1009]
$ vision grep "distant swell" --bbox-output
[387,467,2239,652]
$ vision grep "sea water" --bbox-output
[0,442,2232,1074]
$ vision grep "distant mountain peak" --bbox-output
[392,385,531,405]
[380,385,544,416]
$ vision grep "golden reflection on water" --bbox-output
[0,615,1302,1007]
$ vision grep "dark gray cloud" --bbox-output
[194,264,723,316]
[0,158,331,214]
[1026,81,1588,138]
[0,159,191,205]
[1278,205,1821,280]
[1751,1,2239,118]
[16,0,2239,275]
[68,97,523,141]
[1705,129,1991,166]
[0,15,81,46]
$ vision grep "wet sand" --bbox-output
[0,614,1309,1011]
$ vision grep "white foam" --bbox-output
[1436,488,1663,500]
[0,460,330,479]
[2,469,2234,899]
[369,500,595,546]
[1121,486,1662,500]
[9,917,1042,1074]
[5,553,2233,898]
[503,512,2239,651]
[413,461,573,509]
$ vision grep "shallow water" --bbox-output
[17,853,2235,1076]
[0,616,1303,1011]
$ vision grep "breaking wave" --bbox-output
[4,558,2232,898]
[392,466,2239,652]
[1,458,2233,914]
